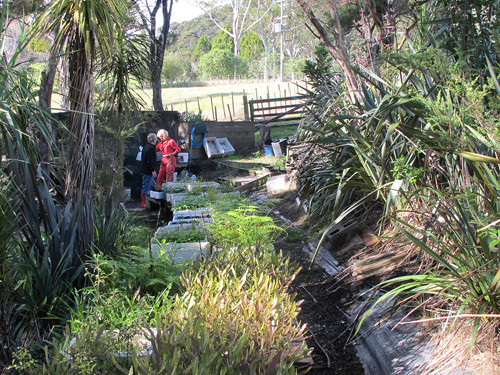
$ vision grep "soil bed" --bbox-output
[277,240,365,374]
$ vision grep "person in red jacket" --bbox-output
[155,129,180,188]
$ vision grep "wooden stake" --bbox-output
[227,104,233,122]
[231,92,235,117]
[210,95,214,120]
[221,94,226,118]
[243,94,249,121]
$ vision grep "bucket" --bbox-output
[263,139,274,156]
[272,138,288,157]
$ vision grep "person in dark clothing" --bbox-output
[140,133,158,208]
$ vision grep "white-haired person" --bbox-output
[155,129,180,188]
[140,132,158,208]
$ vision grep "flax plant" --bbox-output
[359,190,500,342]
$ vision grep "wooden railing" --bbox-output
[248,95,310,127]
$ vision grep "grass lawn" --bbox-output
[52,80,309,122]
[136,80,307,121]
[254,124,298,145]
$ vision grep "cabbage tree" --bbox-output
[38,0,128,258]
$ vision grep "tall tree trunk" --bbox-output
[151,62,164,111]
[65,33,95,258]
[358,0,379,74]
[38,23,60,173]
[364,0,397,50]
[296,0,361,102]
[59,58,70,110]
[147,0,174,111]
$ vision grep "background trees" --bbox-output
[191,34,212,62]
[198,48,237,79]
[194,0,277,57]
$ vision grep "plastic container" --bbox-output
[263,139,274,156]
[149,191,165,200]
[177,152,189,163]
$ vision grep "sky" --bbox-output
[171,0,205,23]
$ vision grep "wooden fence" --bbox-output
[164,81,310,122]
[248,94,310,127]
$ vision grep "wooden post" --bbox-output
[243,94,250,121]
[221,94,226,118]
[249,99,255,122]
[185,99,188,113]
[197,98,201,114]
[267,86,270,99]
[255,88,258,99]
[210,95,215,120]
[215,107,218,122]
[231,92,235,117]
[227,104,233,122]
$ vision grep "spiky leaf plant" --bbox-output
[359,190,500,343]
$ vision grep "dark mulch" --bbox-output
[278,240,364,374]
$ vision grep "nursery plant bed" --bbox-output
[169,217,212,225]
[162,182,189,193]
[172,210,212,224]
[165,192,189,204]
[150,241,211,263]
[173,208,212,219]
[186,181,221,192]
[155,222,207,235]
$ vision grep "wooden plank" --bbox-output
[255,116,304,128]
[251,103,307,113]
[248,95,309,104]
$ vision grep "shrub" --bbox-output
[209,205,283,252]
[130,248,309,374]
[198,49,240,79]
